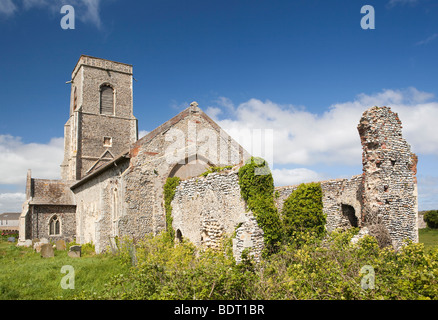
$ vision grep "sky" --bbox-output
[0,0,437,213]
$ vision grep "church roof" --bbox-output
[29,179,76,206]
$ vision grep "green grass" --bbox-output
[0,241,128,300]
[419,228,438,251]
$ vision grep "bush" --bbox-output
[281,182,326,244]
[424,210,438,229]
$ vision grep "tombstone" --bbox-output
[40,238,49,244]
[55,239,66,251]
[34,242,44,253]
[40,243,54,258]
[7,237,16,243]
[68,245,81,258]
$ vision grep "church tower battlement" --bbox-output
[61,55,138,180]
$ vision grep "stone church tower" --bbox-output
[61,55,138,180]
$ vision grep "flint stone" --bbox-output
[41,243,54,258]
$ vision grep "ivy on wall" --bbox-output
[238,157,283,253]
[281,182,326,243]
[163,176,180,244]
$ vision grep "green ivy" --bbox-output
[281,182,326,244]
[238,157,283,254]
[163,176,180,244]
[200,165,233,177]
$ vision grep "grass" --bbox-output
[0,241,128,300]
[419,228,438,251]
[0,228,437,300]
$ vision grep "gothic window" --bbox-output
[100,84,114,115]
[49,215,60,235]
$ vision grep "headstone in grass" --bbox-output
[7,237,15,242]
[68,245,81,258]
[41,243,54,258]
[34,242,44,253]
[56,239,66,251]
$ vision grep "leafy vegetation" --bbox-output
[424,210,438,229]
[1,227,438,300]
[200,165,233,177]
[163,176,180,244]
[281,182,326,244]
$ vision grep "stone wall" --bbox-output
[171,169,264,262]
[31,205,76,242]
[274,175,363,233]
[358,106,418,248]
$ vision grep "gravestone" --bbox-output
[34,242,44,253]
[41,243,54,258]
[56,239,66,251]
[7,237,15,243]
[68,245,81,258]
[32,238,40,246]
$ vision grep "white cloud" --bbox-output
[387,0,420,7]
[138,130,149,139]
[0,135,63,185]
[0,193,25,213]
[272,168,326,187]
[211,87,438,170]
[0,0,17,16]
[416,33,438,46]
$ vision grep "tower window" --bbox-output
[73,87,78,110]
[49,215,60,235]
[103,137,112,147]
[100,84,114,115]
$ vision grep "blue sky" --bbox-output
[0,0,437,212]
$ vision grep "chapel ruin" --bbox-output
[18,55,418,259]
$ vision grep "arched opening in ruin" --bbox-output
[168,154,215,179]
[341,204,358,228]
[176,229,183,243]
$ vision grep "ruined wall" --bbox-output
[274,175,363,233]
[171,169,264,262]
[122,104,248,239]
[358,106,418,248]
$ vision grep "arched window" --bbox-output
[100,84,114,115]
[49,215,60,235]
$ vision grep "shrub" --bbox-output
[281,182,326,244]
[424,210,438,229]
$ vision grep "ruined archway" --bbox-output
[168,154,215,179]
[341,204,358,228]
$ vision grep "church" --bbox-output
[18,55,419,257]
